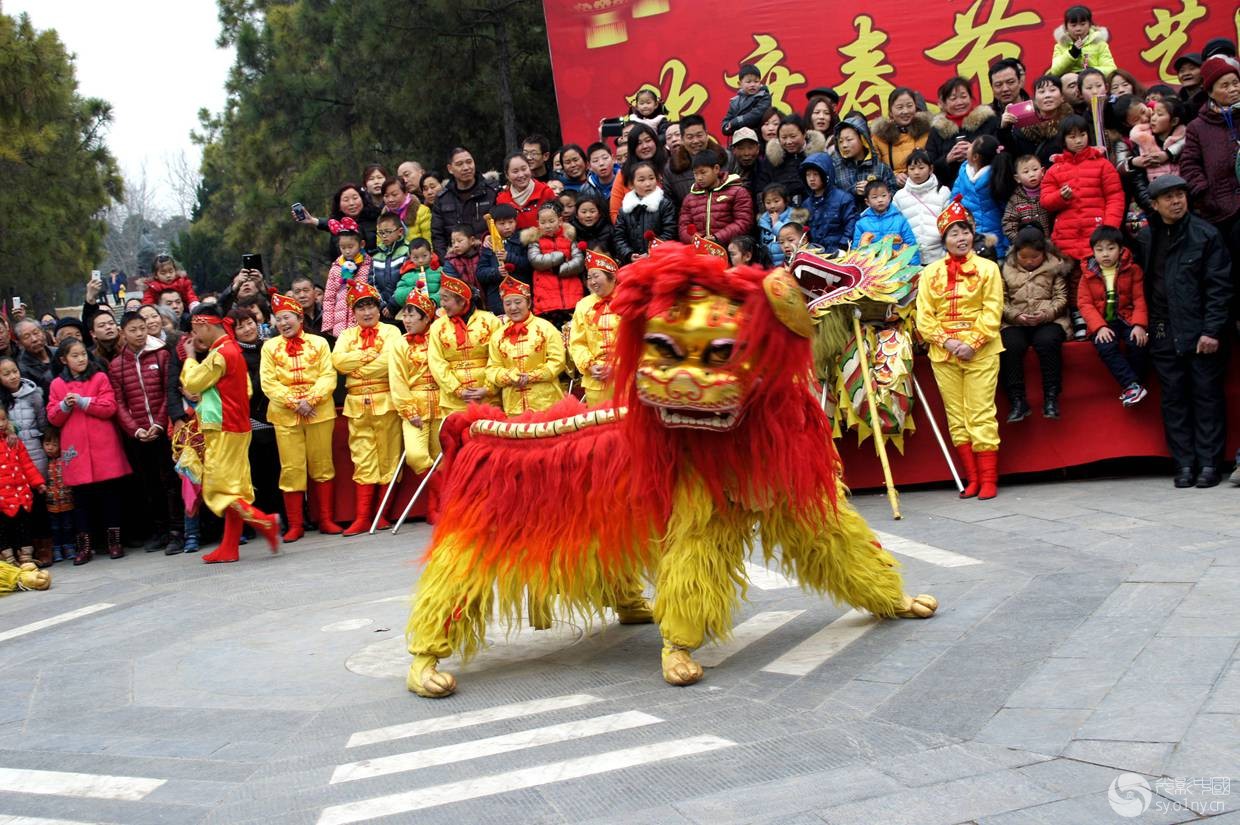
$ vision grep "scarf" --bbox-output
[405,331,427,346]
[591,294,614,324]
[283,334,305,358]
[945,253,976,291]
[358,325,379,349]
[449,304,473,348]
[508,180,536,206]
[502,318,529,344]
[945,111,968,128]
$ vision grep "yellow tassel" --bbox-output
[759,483,905,618]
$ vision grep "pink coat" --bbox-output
[46,371,132,487]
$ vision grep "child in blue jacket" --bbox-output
[952,135,1008,258]
[800,152,857,255]
[852,180,920,263]
[758,184,794,265]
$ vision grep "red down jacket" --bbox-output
[108,338,173,437]
[1039,146,1124,263]
[677,173,755,245]
[0,438,43,517]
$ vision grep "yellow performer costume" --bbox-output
[261,292,340,542]
[915,196,1004,500]
[0,561,50,593]
[569,249,622,405]
[331,281,404,535]
[181,309,280,563]
[427,274,502,414]
[487,277,566,416]
[405,243,936,699]
[390,289,442,475]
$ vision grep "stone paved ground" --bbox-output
[0,475,1236,825]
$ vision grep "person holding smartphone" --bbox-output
[924,76,1001,188]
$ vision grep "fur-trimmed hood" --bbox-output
[520,223,577,245]
[668,136,727,175]
[618,187,667,214]
[1053,24,1109,47]
[871,111,932,145]
[930,105,997,139]
[763,129,828,168]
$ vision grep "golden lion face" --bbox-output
[636,286,746,431]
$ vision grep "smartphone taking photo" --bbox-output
[241,253,264,275]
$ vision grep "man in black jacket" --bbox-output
[1136,175,1233,488]
[430,147,497,258]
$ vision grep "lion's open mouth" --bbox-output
[655,406,740,430]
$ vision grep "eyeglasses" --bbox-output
[377,227,403,237]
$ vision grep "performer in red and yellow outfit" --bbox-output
[331,281,404,535]
[180,306,280,563]
[487,277,566,416]
[569,249,622,405]
[390,289,441,475]
[260,292,340,542]
[915,196,1005,500]
[428,274,501,413]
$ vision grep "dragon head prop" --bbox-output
[789,235,921,315]
[611,242,812,433]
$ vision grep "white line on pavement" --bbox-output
[0,816,105,825]
[761,609,879,676]
[0,604,115,644]
[318,735,736,825]
[0,768,164,801]
[695,610,804,668]
[743,560,798,590]
[874,530,983,568]
[333,710,663,784]
[346,693,603,748]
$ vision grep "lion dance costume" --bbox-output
[405,243,938,698]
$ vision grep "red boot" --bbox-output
[955,444,979,499]
[202,511,242,564]
[343,483,373,537]
[282,492,305,543]
[315,480,342,535]
[233,501,281,552]
[977,450,999,500]
[373,484,393,530]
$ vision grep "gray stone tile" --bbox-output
[1061,740,1174,776]
[1206,661,1240,714]
[1051,615,1163,662]
[1075,683,1212,742]
[1015,756,1134,795]
[974,708,1093,755]
[1093,583,1192,617]
[1123,636,1237,685]
[580,806,698,825]
[1161,712,1240,780]
[877,743,1047,788]
[975,790,1199,824]
[816,767,1060,825]
[1005,657,1124,710]
[673,764,898,824]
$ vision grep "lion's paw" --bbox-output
[893,593,938,619]
[407,655,457,698]
[661,647,704,686]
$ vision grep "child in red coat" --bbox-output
[1039,116,1124,265]
[1078,226,1149,406]
[141,254,200,307]
[0,406,46,566]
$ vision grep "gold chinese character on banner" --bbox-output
[1140,0,1207,83]
[834,16,897,119]
[632,58,709,121]
[722,34,807,113]
[925,0,1041,103]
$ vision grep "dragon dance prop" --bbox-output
[789,235,922,519]
[403,243,937,699]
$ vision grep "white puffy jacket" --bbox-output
[893,175,952,264]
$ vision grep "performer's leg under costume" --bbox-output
[402,417,442,475]
[200,430,279,563]
[344,412,402,535]
[275,419,335,542]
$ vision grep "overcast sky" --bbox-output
[6,0,234,215]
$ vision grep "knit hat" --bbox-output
[499,275,531,301]
[404,289,436,319]
[738,63,761,81]
[345,280,380,310]
[936,194,974,237]
[584,248,618,275]
[730,127,760,146]
[270,292,303,317]
[439,274,472,303]
[1203,38,1237,60]
[1200,55,1240,95]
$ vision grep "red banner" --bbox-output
[543,0,1237,143]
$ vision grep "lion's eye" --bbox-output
[703,340,734,367]
[645,333,683,361]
